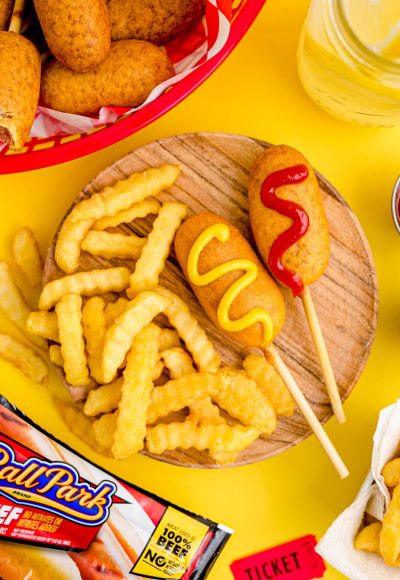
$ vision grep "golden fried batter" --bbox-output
[0,33,41,150]
[0,0,12,31]
[249,145,330,287]
[108,0,206,45]
[41,40,174,115]
[34,0,111,73]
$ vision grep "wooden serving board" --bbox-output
[43,133,378,468]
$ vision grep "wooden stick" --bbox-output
[265,344,349,479]
[8,0,25,34]
[301,286,346,424]
[19,12,32,35]
[40,51,51,66]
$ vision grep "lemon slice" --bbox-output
[375,21,400,61]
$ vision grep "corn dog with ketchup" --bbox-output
[175,212,348,478]
[248,145,345,423]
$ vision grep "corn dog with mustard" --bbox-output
[41,40,174,115]
[175,212,284,348]
[175,212,348,478]
[248,145,344,423]
[33,0,111,73]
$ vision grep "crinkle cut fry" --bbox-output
[147,367,276,434]
[0,261,45,348]
[55,165,180,274]
[147,371,219,424]
[55,218,96,275]
[27,311,59,342]
[159,327,180,351]
[104,297,128,328]
[93,412,118,450]
[39,267,130,310]
[214,367,277,434]
[189,399,237,465]
[55,398,108,455]
[70,165,180,222]
[82,231,146,260]
[101,291,170,384]
[380,484,400,566]
[12,227,43,288]
[160,348,219,419]
[243,354,295,417]
[83,377,123,417]
[161,347,194,379]
[146,420,260,464]
[82,297,107,384]
[159,345,232,461]
[0,334,48,385]
[127,202,187,297]
[383,458,400,488]
[93,199,161,230]
[112,323,161,458]
[354,522,382,555]
[83,356,163,418]
[155,286,220,372]
[49,344,64,367]
[189,397,222,425]
[56,293,89,387]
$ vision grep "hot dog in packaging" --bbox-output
[0,396,232,578]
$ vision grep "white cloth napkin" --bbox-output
[316,400,400,579]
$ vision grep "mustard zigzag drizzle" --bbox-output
[187,224,273,345]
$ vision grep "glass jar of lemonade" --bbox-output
[297,0,400,127]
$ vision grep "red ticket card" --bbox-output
[230,535,326,580]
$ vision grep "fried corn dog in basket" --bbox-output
[33,0,111,73]
[249,145,344,423]
[41,39,174,116]
[0,0,13,31]
[0,0,40,151]
[108,0,205,45]
[175,212,349,478]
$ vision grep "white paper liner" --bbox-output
[316,400,400,579]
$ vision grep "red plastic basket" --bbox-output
[0,0,266,174]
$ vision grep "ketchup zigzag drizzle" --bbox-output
[260,164,310,297]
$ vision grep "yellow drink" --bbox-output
[297,0,400,126]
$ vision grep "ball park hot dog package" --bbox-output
[0,395,232,579]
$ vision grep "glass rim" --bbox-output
[392,176,400,234]
[333,0,400,73]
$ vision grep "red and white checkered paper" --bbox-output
[31,0,232,139]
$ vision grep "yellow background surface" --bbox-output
[0,0,399,578]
